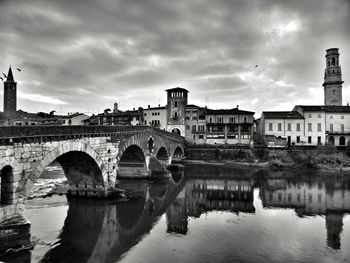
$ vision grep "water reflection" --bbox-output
[12,166,350,262]
[40,173,185,263]
[259,175,350,250]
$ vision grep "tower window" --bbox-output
[174,101,178,107]
[332,90,335,95]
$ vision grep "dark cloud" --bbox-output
[0,0,349,115]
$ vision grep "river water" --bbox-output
[6,164,350,262]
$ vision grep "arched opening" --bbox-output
[328,136,335,145]
[57,151,104,190]
[0,165,14,205]
[156,147,169,161]
[29,150,104,199]
[173,147,184,160]
[339,136,346,146]
[148,137,154,153]
[171,128,181,136]
[118,145,147,178]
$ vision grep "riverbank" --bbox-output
[182,159,350,176]
[184,145,350,175]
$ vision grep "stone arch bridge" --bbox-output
[0,126,185,207]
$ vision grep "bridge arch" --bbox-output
[172,146,184,160]
[118,144,147,178]
[0,165,14,205]
[26,141,107,197]
[156,146,169,161]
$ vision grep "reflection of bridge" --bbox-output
[0,126,185,210]
[39,173,185,263]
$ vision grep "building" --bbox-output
[98,109,142,126]
[258,48,349,146]
[204,108,254,144]
[166,87,189,136]
[294,105,350,146]
[62,113,90,125]
[143,105,167,129]
[184,104,206,143]
[259,111,305,146]
[1,67,17,125]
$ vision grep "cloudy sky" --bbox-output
[1,0,349,117]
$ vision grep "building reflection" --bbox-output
[166,178,255,235]
[259,176,350,250]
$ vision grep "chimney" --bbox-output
[148,105,150,109]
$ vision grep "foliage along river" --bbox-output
[4,163,350,263]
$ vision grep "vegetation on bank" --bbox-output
[185,140,350,173]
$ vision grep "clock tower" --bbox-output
[3,67,17,119]
[323,48,343,106]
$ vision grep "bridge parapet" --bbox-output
[0,126,184,144]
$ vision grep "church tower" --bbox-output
[323,48,343,106]
[3,67,17,119]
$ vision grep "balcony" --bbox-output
[326,130,350,135]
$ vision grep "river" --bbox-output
[3,163,350,262]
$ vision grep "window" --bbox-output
[199,134,204,139]
[186,116,190,120]
[217,117,223,123]
[297,193,301,202]
[341,124,344,132]
[341,115,344,119]
[192,116,197,120]
[296,123,300,131]
[192,125,196,132]
[317,136,321,145]
[144,113,147,116]
[332,90,335,95]
[278,123,282,131]
[198,125,205,131]
[296,136,300,143]
[308,136,312,144]
[174,101,178,107]
[308,114,312,118]
[229,117,235,123]
[287,123,291,131]
[317,114,321,118]
[244,117,247,123]
[308,194,312,203]
[308,123,312,132]
[317,123,322,132]
[269,123,273,131]
[330,115,333,119]
[174,112,178,119]
[330,123,333,132]
[209,117,213,123]
[186,125,190,130]
[193,135,196,139]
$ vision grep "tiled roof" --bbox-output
[262,111,304,119]
[294,105,350,113]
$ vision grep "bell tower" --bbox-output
[323,48,343,106]
[3,67,17,119]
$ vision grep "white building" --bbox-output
[143,105,167,130]
[62,113,90,125]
